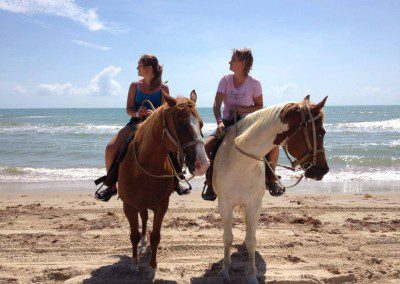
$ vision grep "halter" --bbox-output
[161,106,204,154]
[281,103,325,170]
[234,102,325,188]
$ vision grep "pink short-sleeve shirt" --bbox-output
[217,74,263,121]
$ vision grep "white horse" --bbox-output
[213,96,329,283]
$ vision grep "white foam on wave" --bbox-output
[0,123,123,135]
[0,166,105,182]
[24,116,54,119]
[202,122,217,135]
[273,167,400,182]
[1,165,400,183]
[326,118,400,133]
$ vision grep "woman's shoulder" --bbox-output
[247,75,261,84]
[221,74,233,80]
[130,81,140,89]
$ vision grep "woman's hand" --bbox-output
[235,106,246,116]
[138,106,148,117]
[217,121,225,137]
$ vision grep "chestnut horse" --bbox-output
[213,96,329,283]
[118,92,209,279]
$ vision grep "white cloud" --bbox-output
[0,0,105,31]
[88,66,122,96]
[269,83,299,95]
[13,84,27,94]
[36,66,122,97]
[72,40,110,51]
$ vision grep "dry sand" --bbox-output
[0,187,399,283]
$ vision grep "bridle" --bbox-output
[133,100,203,179]
[234,102,325,188]
[281,102,325,171]
[161,106,204,155]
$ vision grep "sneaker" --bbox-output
[94,186,117,202]
[266,181,285,197]
[175,184,191,195]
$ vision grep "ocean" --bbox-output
[0,106,399,192]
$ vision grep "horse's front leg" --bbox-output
[148,199,169,280]
[139,209,149,256]
[217,198,233,280]
[123,203,141,273]
[245,199,262,284]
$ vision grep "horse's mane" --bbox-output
[235,104,286,145]
[135,97,201,151]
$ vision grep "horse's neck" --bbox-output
[234,105,287,157]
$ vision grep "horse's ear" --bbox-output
[315,96,328,111]
[163,92,177,107]
[303,94,310,102]
[190,90,197,103]
[280,103,300,123]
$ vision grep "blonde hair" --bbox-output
[233,48,253,76]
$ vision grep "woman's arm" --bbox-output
[236,95,263,115]
[126,82,138,118]
[160,84,170,104]
[213,92,225,123]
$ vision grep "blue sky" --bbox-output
[0,0,399,108]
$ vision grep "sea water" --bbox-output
[0,106,399,192]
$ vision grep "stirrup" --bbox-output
[201,182,217,201]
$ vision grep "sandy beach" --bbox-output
[0,181,399,284]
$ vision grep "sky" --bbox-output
[0,0,399,108]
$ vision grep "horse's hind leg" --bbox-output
[139,209,149,256]
[217,198,233,280]
[148,199,169,280]
[123,203,141,273]
[245,199,262,284]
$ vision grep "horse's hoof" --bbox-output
[248,274,259,284]
[217,267,229,280]
[147,267,156,280]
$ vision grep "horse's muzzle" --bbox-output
[305,164,329,180]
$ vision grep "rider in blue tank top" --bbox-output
[129,82,163,124]
[95,54,190,202]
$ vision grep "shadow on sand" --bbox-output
[83,254,177,284]
[191,244,267,283]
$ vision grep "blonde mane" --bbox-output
[234,104,286,148]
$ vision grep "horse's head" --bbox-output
[277,95,329,180]
[162,90,209,176]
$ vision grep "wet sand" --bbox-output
[0,185,399,283]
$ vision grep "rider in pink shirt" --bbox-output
[202,48,282,201]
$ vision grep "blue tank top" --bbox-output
[133,84,162,111]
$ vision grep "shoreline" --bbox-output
[1,177,400,194]
[0,188,399,283]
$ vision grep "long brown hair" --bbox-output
[232,48,253,76]
[140,54,163,90]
